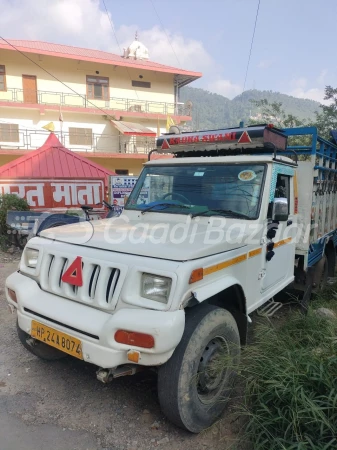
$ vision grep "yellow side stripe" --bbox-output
[274,237,292,248]
[203,253,247,276]
[202,239,292,277]
[248,248,262,258]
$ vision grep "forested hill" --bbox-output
[179,86,320,130]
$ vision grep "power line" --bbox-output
[101,0,140,101]
[148,0,181,69]
[0,36,117,120]
[242,0,261,93]
[101,0,123,55]
[0,36,114,120]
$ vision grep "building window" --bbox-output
[86,76,109,100]
[115,169,129,175]
[132,80,151,88]
[69,127,93,146]
[0,65,6,91]
[0,123,19,142]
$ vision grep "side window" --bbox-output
[274,174,290,214]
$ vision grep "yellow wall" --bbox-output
[0,154,22,166]
[87,157,146,176]
[1,49,175,107]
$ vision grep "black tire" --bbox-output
[317,255,329,292]
[158,304,240,433]
[17,321,67,361]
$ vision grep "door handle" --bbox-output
[287,220,293,226]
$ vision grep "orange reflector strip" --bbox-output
[127,350,140,363]
[115,330,155,349]
[189,268,204,284]
[248,248,262,258]
[203,253,247,276]
[274,237,292,248]
[8,288,17,303]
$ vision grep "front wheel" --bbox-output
[158,304,240,433]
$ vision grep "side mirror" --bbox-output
[272,197,289,222]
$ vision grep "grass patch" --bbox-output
[232,290,337,449]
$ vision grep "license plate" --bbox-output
[31,320,83,359]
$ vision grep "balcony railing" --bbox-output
[0,88,192,116]
[0,128,155,154]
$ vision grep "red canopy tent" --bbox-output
[0,133,115,210]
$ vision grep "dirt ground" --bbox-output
[0,250,242,450]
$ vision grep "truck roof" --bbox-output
[145,154,294,166]
[155,124,287,157]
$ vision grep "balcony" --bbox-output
[0,128,156,154]
[0,88,192,118]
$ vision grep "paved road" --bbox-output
[0,259,238,450]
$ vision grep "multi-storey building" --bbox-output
[0,37,201,175]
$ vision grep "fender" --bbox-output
[191,275,245,303]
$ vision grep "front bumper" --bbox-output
[6,271,185,368]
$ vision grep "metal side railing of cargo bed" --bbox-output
[282,126,337,266]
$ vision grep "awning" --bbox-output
[111,120,156,137]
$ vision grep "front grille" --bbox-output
[40,253,123,309]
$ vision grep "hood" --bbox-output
[40,214,248,261]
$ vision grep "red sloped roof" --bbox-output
[0,39,202,80]
[0,133,115,179]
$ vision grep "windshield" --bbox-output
[125,163,266,219]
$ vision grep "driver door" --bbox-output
[261,172,297,292]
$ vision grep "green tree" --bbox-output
[0,194,29,249]
[314,85,337,140]
[248,99,306,128]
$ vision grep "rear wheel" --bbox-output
[17,321,66,361]
[158,304,240,433]
[313,255,329,292]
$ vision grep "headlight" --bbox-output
[25,248,39,268]
[141,273,172,304]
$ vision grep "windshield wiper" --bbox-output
[141,202,190,215]
[191,208,250,219]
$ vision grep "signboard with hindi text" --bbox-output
[111,176,138,207]
[0,179,105,210]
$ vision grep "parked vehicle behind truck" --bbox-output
[6,124,337,432]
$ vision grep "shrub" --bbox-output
[236,303,337,450]
[0,193,30,241]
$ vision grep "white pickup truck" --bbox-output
[6,124,337,433]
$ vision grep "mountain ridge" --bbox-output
[180,86,320,130]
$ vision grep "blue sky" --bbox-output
[1,0,336,102]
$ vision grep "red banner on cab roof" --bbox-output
[167,132,237,146]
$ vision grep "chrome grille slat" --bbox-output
[89,265,100,299]
[106,269,120,303]
[59,258,68,287]
[77,262,95,304]
[50,256,69,295]
[40,252,123,310]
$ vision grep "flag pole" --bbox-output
[59,105,64,143]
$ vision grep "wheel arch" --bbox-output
[190,277,248,345]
